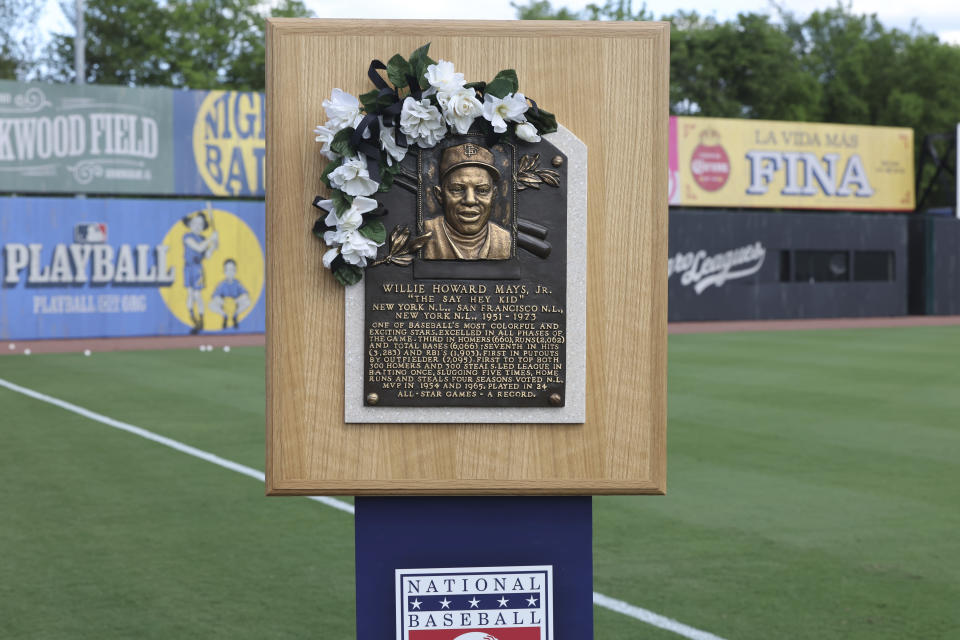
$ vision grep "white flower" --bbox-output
[322,195,383,267]
[379,121,407,165]
[315,198,335,214]
[323,88,364,131]
[482,92,529,134]
[328,156,379,197]
[325,195,378,234]
[440,88,482,135]
[313,124,337,160]
[340,230,381,267]
[400,97,446,148]
[515,122,541,143]
[425,60,465,94]
[322,247,340,268]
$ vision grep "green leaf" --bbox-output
[380,157,402,176]
[358,219,387,244]
[485,69,519,98]
[378,170,395,192]
[320,158,341,188]
[360,87,395,113]
[408,43,436,90]
[331,189,354,215]
[330,127,356,157]
[465,81,487,93]
[359,88,379,111]
[527,106,558,134]
[386,54,412,88]
[333,264,363,286]
[408,42,431,67]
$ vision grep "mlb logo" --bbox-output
[396,565,553,640]
[74,223,108,243]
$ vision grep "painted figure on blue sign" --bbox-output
[208,258,251,329]
[182,209,218,334]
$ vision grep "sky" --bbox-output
[34,0,960,45]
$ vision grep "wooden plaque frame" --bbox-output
[265,19,668,495]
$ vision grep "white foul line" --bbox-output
[0,375,727,640]
[592,592,727,640]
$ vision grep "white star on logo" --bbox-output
[410,599,422,610]
[468,597,480,608]
[526,596,538,606]
[439,598,451,609]
[497,597,509,608]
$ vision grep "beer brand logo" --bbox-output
[192,91,265,196]
[397,565,553,640]
[690,129,730,192]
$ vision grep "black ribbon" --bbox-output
[347,59,414,183]
[367,59,390,90]
[312,216,334,236]
[405,73,424,101]
[362,206,389,221]
[351,114,383,182]
[527,97,540,118]
[329,253,347,272]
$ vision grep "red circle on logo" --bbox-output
[690,144,730,191]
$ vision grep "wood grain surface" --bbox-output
[265,19,668,495]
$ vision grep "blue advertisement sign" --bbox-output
[0,196,265,339]
[173,90,266,197]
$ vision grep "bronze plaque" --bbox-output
[363,133,568,408]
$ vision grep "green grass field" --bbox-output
[1,326,958,639]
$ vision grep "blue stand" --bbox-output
[355,497,593,640]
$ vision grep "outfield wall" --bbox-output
[908,215,960,316]
[668,210,908,321]
[0,197,265,340]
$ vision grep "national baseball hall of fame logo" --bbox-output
[396,566,553,640]
[158,205,264,333]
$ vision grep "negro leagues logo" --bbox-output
[668,242,766,294]
[396,565,553,640]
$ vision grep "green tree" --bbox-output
[512,0,649,21]
[669,11,821,120]
[51,0,312,89]
[0,43,17,80]
[0,0,46,80]
[582,0,651,21]
[781,4,960,129]
[512,0,578,20]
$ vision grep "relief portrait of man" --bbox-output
[422,142,512,261]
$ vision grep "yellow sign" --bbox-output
[675,117,914,210]
[192,91,266,196]
[159,205,264,332]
